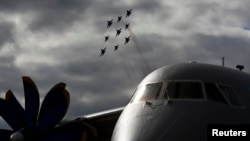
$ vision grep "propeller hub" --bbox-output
[10,131,24,141]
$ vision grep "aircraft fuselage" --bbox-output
[112,63,250,141]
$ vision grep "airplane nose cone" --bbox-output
[112,114,179,141]
[111,103,206,141]
[112,102,179,141]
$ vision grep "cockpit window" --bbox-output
[130,82,163,103]
[218,85,243,107]
[167,81,203,99]
[129,80,243,107]
[205,83,227,104]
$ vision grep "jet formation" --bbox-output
[101,9,133,57]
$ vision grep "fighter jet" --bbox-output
[117,16,122,22]
[100,47,106,56]
[125,24,130,30]
[104,35,109,42]
[107,19,113,28]
[114,45,119,51]
[126,9,132,17]
[116,28,122,36]
[124,36,130,44]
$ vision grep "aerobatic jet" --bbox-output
[107,19,113,28]
[100,48,106,56]
[125,24,129,30]
[104,35,109,42]
[126,9,132,17]
[116,28,122,36]
[124,36,130,44]
[114,45,119,51]
[117,16,122,22]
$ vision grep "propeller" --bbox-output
[0,76,96,141]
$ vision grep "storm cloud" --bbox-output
[0,21,15,48]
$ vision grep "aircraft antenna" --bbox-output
[222,57,225,67]
[236,65,244,71]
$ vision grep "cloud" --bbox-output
[0,56,22,92]
[29,1,93,32]
[0,21,15,49]
[0,0,93,32]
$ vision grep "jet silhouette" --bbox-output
[100,48,106,56]
[124,36,130,44]
[125,24,129,30]
[116,28,122,36]
[107,19,113,28]
[126,9,132,17]
[117,16,122,22]
[114,45,119,51]
[104,35,109,42]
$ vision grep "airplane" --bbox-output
[1,62,250,141]
[114,45,119,51]
[126,9,132,18]
[107,19,113,28]
[124,36,130,44]
[115,28,122,36]
[104,35,109,42]
[117,16,122,23]
[125,24,129,30]
[100,48,106,56]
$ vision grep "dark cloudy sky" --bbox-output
[1,0,250,129]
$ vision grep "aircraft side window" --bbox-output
[167,81,203,99]
[218,85,243,107]
[130,82,163,103]
[205,83,228,104]
[166,81,174,99]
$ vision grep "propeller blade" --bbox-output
[5,90,25,127]
[0,129,12,141]
[23,76,40,128]
[37,83,69,132]
[0,98,23,130]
